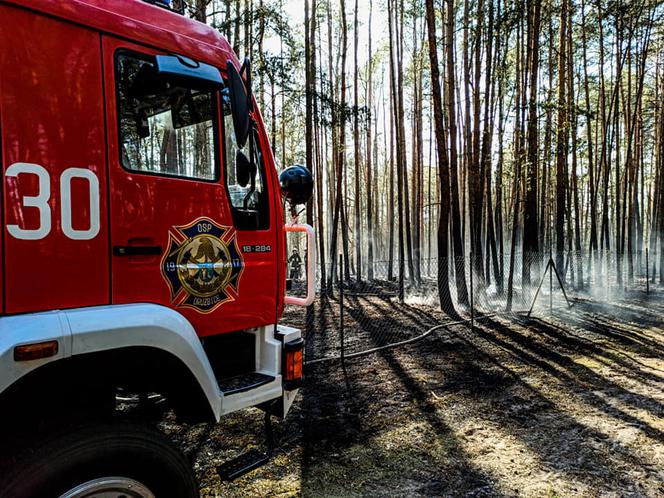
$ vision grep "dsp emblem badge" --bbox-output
[160,217,244,313]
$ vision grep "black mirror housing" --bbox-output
[280,165,314,206]
[235,150,255,188]
[155,54,223,91]
[136,109,150,138]
[226,60,251,149]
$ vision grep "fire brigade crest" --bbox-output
[160,217,244,313]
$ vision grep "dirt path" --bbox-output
[168,294,664,497]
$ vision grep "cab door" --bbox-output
[103,37,278,337]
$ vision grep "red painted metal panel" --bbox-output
[256,119,287,319]
[3,0,235,74]
[0,0,288,327]
[0,4,109,313]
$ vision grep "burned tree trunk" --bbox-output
[425,0,453,313]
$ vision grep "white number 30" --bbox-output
[5,163,100,241]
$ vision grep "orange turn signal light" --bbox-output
[286,349,303,381]
[283,338,304,389]
[14,340,59,362]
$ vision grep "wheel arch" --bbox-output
[0,304,222,425]
[0,345,217,426]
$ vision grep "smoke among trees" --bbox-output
[193,0,664,312]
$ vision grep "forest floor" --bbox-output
[163,291,664,498]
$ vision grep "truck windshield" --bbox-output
[115,52,219,181]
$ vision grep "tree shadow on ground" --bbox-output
[299,296,505,497]
[298,293,662,496]
[499,314,664,426]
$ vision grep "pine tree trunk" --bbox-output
[425,0,453,314]
[353,0,362,282]
[366,0,374,280]
[447,0,469,306]
[567,2,583,289]
[522,0,541,285]
[304,0,316,325]
[507,13,525,312]
[555,0,568,276]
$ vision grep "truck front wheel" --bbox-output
[1,421,199,498]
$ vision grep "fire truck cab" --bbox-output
[0,0,314,496]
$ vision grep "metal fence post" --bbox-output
[470,252,474,332]
[339,253,345,362]
[549,255,553,314]
[339,254,350,390]
[606,251,610,302]
[646,248,650,295]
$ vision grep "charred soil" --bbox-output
[163,292,664,497]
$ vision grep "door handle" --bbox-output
[113,245,162,257]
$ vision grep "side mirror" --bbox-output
[235,150,255,188]
[154,54,223,91]
[280,165,314,206]
[226,59,251,149]
[136,109,150,138]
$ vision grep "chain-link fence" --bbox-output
[282,239,663,364]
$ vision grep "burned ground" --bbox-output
[164,292,664,497]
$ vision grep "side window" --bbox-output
[115,52,218,181]
[221,88,270,230]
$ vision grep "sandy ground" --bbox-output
[164,291,664,497]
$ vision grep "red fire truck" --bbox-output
[0,0,315,496]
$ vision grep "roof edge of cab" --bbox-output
[2,0,236,69]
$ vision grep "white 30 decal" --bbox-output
[5,163,100,241]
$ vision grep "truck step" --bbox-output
[217,449,270,481]
[217,400,277,481]
[218,372,275,395]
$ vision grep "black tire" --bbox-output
[0,421,199,498]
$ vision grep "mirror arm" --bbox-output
[243,120,257,209]
[185,90,201,123]
[241,57,255,209]
[240,58,253,112]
